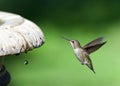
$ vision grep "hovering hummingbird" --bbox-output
[63,37,106,73]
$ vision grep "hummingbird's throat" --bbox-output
[70,42,75,49]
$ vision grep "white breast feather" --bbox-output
[74,48,83,62]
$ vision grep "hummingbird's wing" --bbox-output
[84,41,106,54]
[83,37,104,48]
[83,37,106,54]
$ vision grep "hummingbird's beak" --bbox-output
[62,36,71,41]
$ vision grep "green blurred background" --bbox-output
[0,0,120,86]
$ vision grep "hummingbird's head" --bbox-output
[62,37,81,49]
[70,40,81,49]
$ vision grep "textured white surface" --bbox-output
[0,11,44,56]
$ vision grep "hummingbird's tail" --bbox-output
[92,69,96,74]
[86,63,96,74]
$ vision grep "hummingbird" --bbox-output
[63,37,106,73]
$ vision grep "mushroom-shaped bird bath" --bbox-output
[0,11,45,85]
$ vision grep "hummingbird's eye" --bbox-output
[71,41,74,43]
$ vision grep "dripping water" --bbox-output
[24,59,29,65]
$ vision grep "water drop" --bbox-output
[24,60,28,65]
